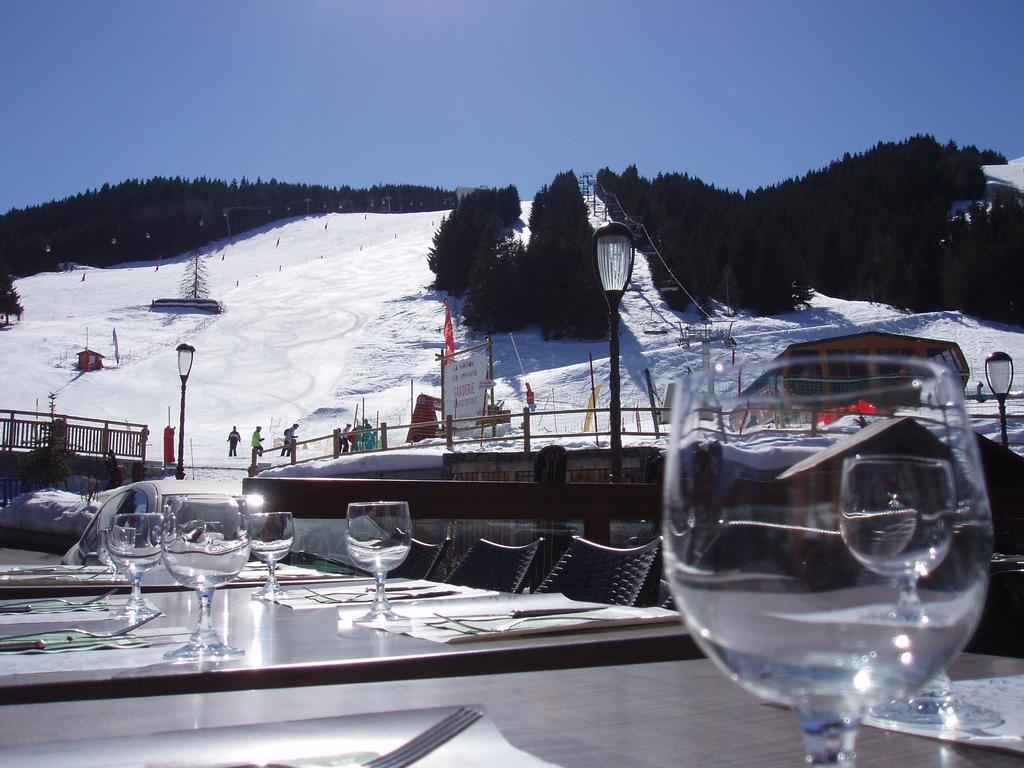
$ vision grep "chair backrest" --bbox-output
[445,538,543,593]
[533,445,567,483]
[390,537,451,581]
[536,536,663,606]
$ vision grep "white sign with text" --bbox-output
[444,353,488,435]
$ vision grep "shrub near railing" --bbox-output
[0,410,149,461]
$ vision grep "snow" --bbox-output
[0,491,96,537]
[4,193,1024,503]
[983,156,1024,200]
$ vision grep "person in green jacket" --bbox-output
[251,426,265,456]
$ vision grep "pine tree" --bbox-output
[179,250,210,299]
[0,261,22,324]
[18,415,73,490]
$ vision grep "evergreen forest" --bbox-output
[3,135,1023,337]
[597,136,1019,321]
[0,177,453,278]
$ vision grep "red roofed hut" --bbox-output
[76,349,105,371]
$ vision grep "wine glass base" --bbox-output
[251,582,288,600]
[870,695,1004,730]
[112,602,160,620]
[164,636,244,662]
[352,608,409,628]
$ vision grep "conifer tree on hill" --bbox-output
[179,251,210,299]
[0,261,23,324]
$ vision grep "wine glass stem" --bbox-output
[267,559,278,591]
[799,715,859,764]
[371,571,389,615]
[896,574,923,622]
[193,588,215,641]
[128,574,144,609]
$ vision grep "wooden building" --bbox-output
[743,331,970,402]
[75,349,104,371]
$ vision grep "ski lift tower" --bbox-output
[678,319,737,389]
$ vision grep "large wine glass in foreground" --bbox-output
[106,512,163,619]
[345,501,411,625]
[663,356,991,764]
[248,509,294,599]
[161,495,251,661]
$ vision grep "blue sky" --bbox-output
[2,0,1022,214]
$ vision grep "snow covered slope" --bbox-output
[5,204,1024,476]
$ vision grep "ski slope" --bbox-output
[4,199,1024,480]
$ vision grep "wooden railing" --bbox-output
[243,476,661,547]
[257,405,667,472]
[0,410,149,462]
[258,400,1024,473]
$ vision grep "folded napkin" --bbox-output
[264,580,493,610]
[401,604,679,644]
[0,627,158,654]
[0,705,558,768]
[0,599,113,616]
[863,674,1024,753]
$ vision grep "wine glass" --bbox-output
[106,512,163,619]
[247,509,294,599]
[96,524,119,577]
[840,454,954,623]
[663,355,991,764]
[161,495,251,661]
[345,501,411,625]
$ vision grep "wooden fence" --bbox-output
[259,400,1024,473]
[0,410,149,462]
[257,404,668,472]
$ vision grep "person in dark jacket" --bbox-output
[104,450,123,490]
[227,426,241,457]
[280,423,298,456]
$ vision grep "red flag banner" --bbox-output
[443,299,455,363]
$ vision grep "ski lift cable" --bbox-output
[508,333,527,378]
[595,183,713,323]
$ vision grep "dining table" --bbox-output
[0,576,696,705]
[0,652,1020,767]
[0,562,362,599]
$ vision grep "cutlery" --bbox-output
[0,588,119,613]
[0,611,162,651]
[437,605,609,621]
[363,706,482,768]
[301,587,459,604]
[223,707,482,768]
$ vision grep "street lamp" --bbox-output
[986,351,1014,449]
[593,220,635,483]
[175,343,196,479]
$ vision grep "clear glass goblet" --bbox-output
[345,501,411,625]
[161,495,251,661]
[663,355,991,765]
[247,510,294,599]
[840,454,954,623]
[106,512,163,619]
[97,525,119,577]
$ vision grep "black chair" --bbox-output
[966,568,1024,658]
[389,537,451,581]
[536,536,663,606]
[445,538,543,594]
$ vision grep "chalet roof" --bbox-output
[782,330,961,353]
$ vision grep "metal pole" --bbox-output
[609,307,623,484]
[997,393,1009,448]
[176,378,187,479]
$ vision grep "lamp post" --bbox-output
[986,351,1014,449]
[593,220,635,483]
[175,343,195,479]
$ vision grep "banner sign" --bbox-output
[443,352,488,435]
